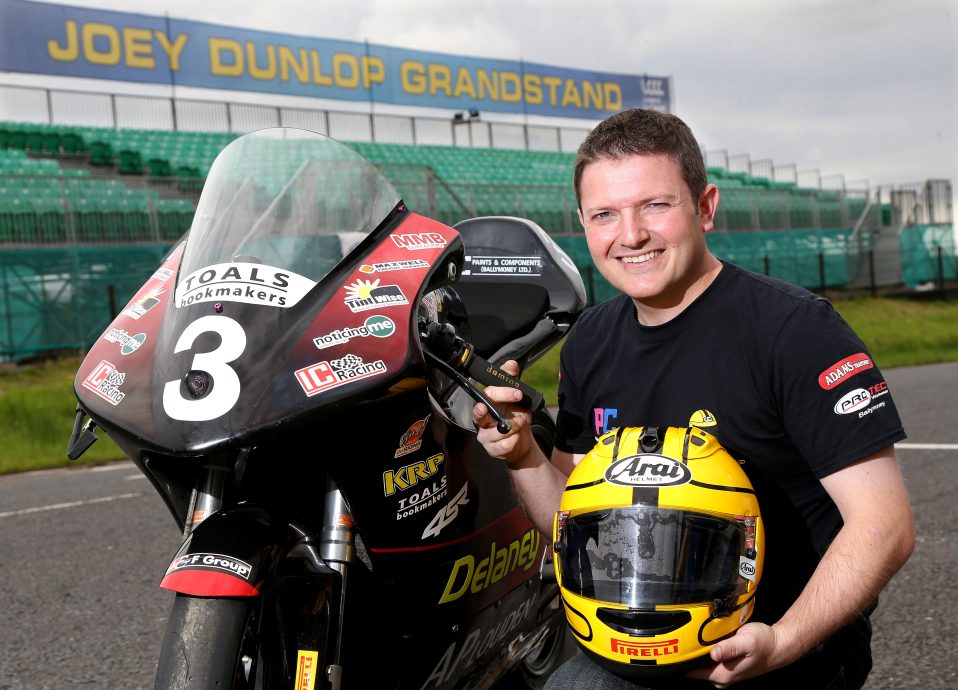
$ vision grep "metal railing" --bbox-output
[0,83,592,154]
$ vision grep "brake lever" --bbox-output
[422,321,546,433]
[462,352,544,412]
[423,351,513,434]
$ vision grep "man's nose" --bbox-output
[618,211,651,246]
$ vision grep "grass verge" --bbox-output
[1,296,956,475]
[0,357,125,474]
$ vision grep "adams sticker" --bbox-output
[818,353,873,390]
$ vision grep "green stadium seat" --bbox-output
[61,130,86,155]
[24,129,45,154]
[147,157,173,177]
[89,140,115,167]
[5,129,27,150]
[41,131,62,155]
[118,149,144,175]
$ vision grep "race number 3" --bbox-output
[163,315,246,421]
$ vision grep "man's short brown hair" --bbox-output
[573,109,707,209]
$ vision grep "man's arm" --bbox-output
[473,361,581,535]
[690,446,915,686]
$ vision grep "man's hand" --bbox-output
[472,360,568,535]
[690,448,914,687]
[687,622,783,687]
[473,360,536,468]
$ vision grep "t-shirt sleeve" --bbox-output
[553,334,592,454]
[770,299,906,478]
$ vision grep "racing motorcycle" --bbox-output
[68,128,586,689]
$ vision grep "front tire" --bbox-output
[154,594,259,689]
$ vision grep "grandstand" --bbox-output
[0,101,953,360]
[1,118,936,241]
[0,0,954,360]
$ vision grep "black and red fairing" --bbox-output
[74,128,463,455]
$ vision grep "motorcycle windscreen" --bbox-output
[79,129,405,451]
[558,507,748,608]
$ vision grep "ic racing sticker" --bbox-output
[81,360,127,405]
[294,354,387,397]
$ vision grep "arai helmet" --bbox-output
[553,426,763,679]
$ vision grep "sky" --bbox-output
[9,0,958,191]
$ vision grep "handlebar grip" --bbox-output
[465,354,545,412]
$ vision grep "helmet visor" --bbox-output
[558,507,749,607]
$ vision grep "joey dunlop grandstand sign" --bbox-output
[0,0,670,119]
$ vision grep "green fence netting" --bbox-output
[555,229,862,306]
[900,224,957,287]
[706,228,857,288]
[0,243,174,360]
[0,225,954,359]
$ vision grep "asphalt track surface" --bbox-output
[0,362,956,689]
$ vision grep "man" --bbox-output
[474,109,914,689]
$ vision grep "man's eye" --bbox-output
[591,211,612,221]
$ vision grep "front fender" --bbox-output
[160,503,293,597]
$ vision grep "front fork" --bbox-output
[180,462,357,690]
[318,476,355,690]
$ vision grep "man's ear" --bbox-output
[577,207,585,231]
[699,183,720,232]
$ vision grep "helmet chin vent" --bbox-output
[596,608,692,636]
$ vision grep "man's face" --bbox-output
[578,153,719,319]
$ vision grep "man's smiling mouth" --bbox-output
[620,251,663,264]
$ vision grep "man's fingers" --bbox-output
[473,401,488,424]
[711,638,747,664]
[500,359,520,376]
[473,360,525,437]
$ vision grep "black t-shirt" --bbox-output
[555,262,905,687]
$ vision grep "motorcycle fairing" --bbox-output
[403,566,550,689]
[252,212,462,428]
[74,242,184,429]
[75,197,462,456]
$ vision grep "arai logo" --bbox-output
[834,388,871,415]
[739,557,757,582]
[604,454,692,487]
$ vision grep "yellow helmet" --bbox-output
[553,426,763,679]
